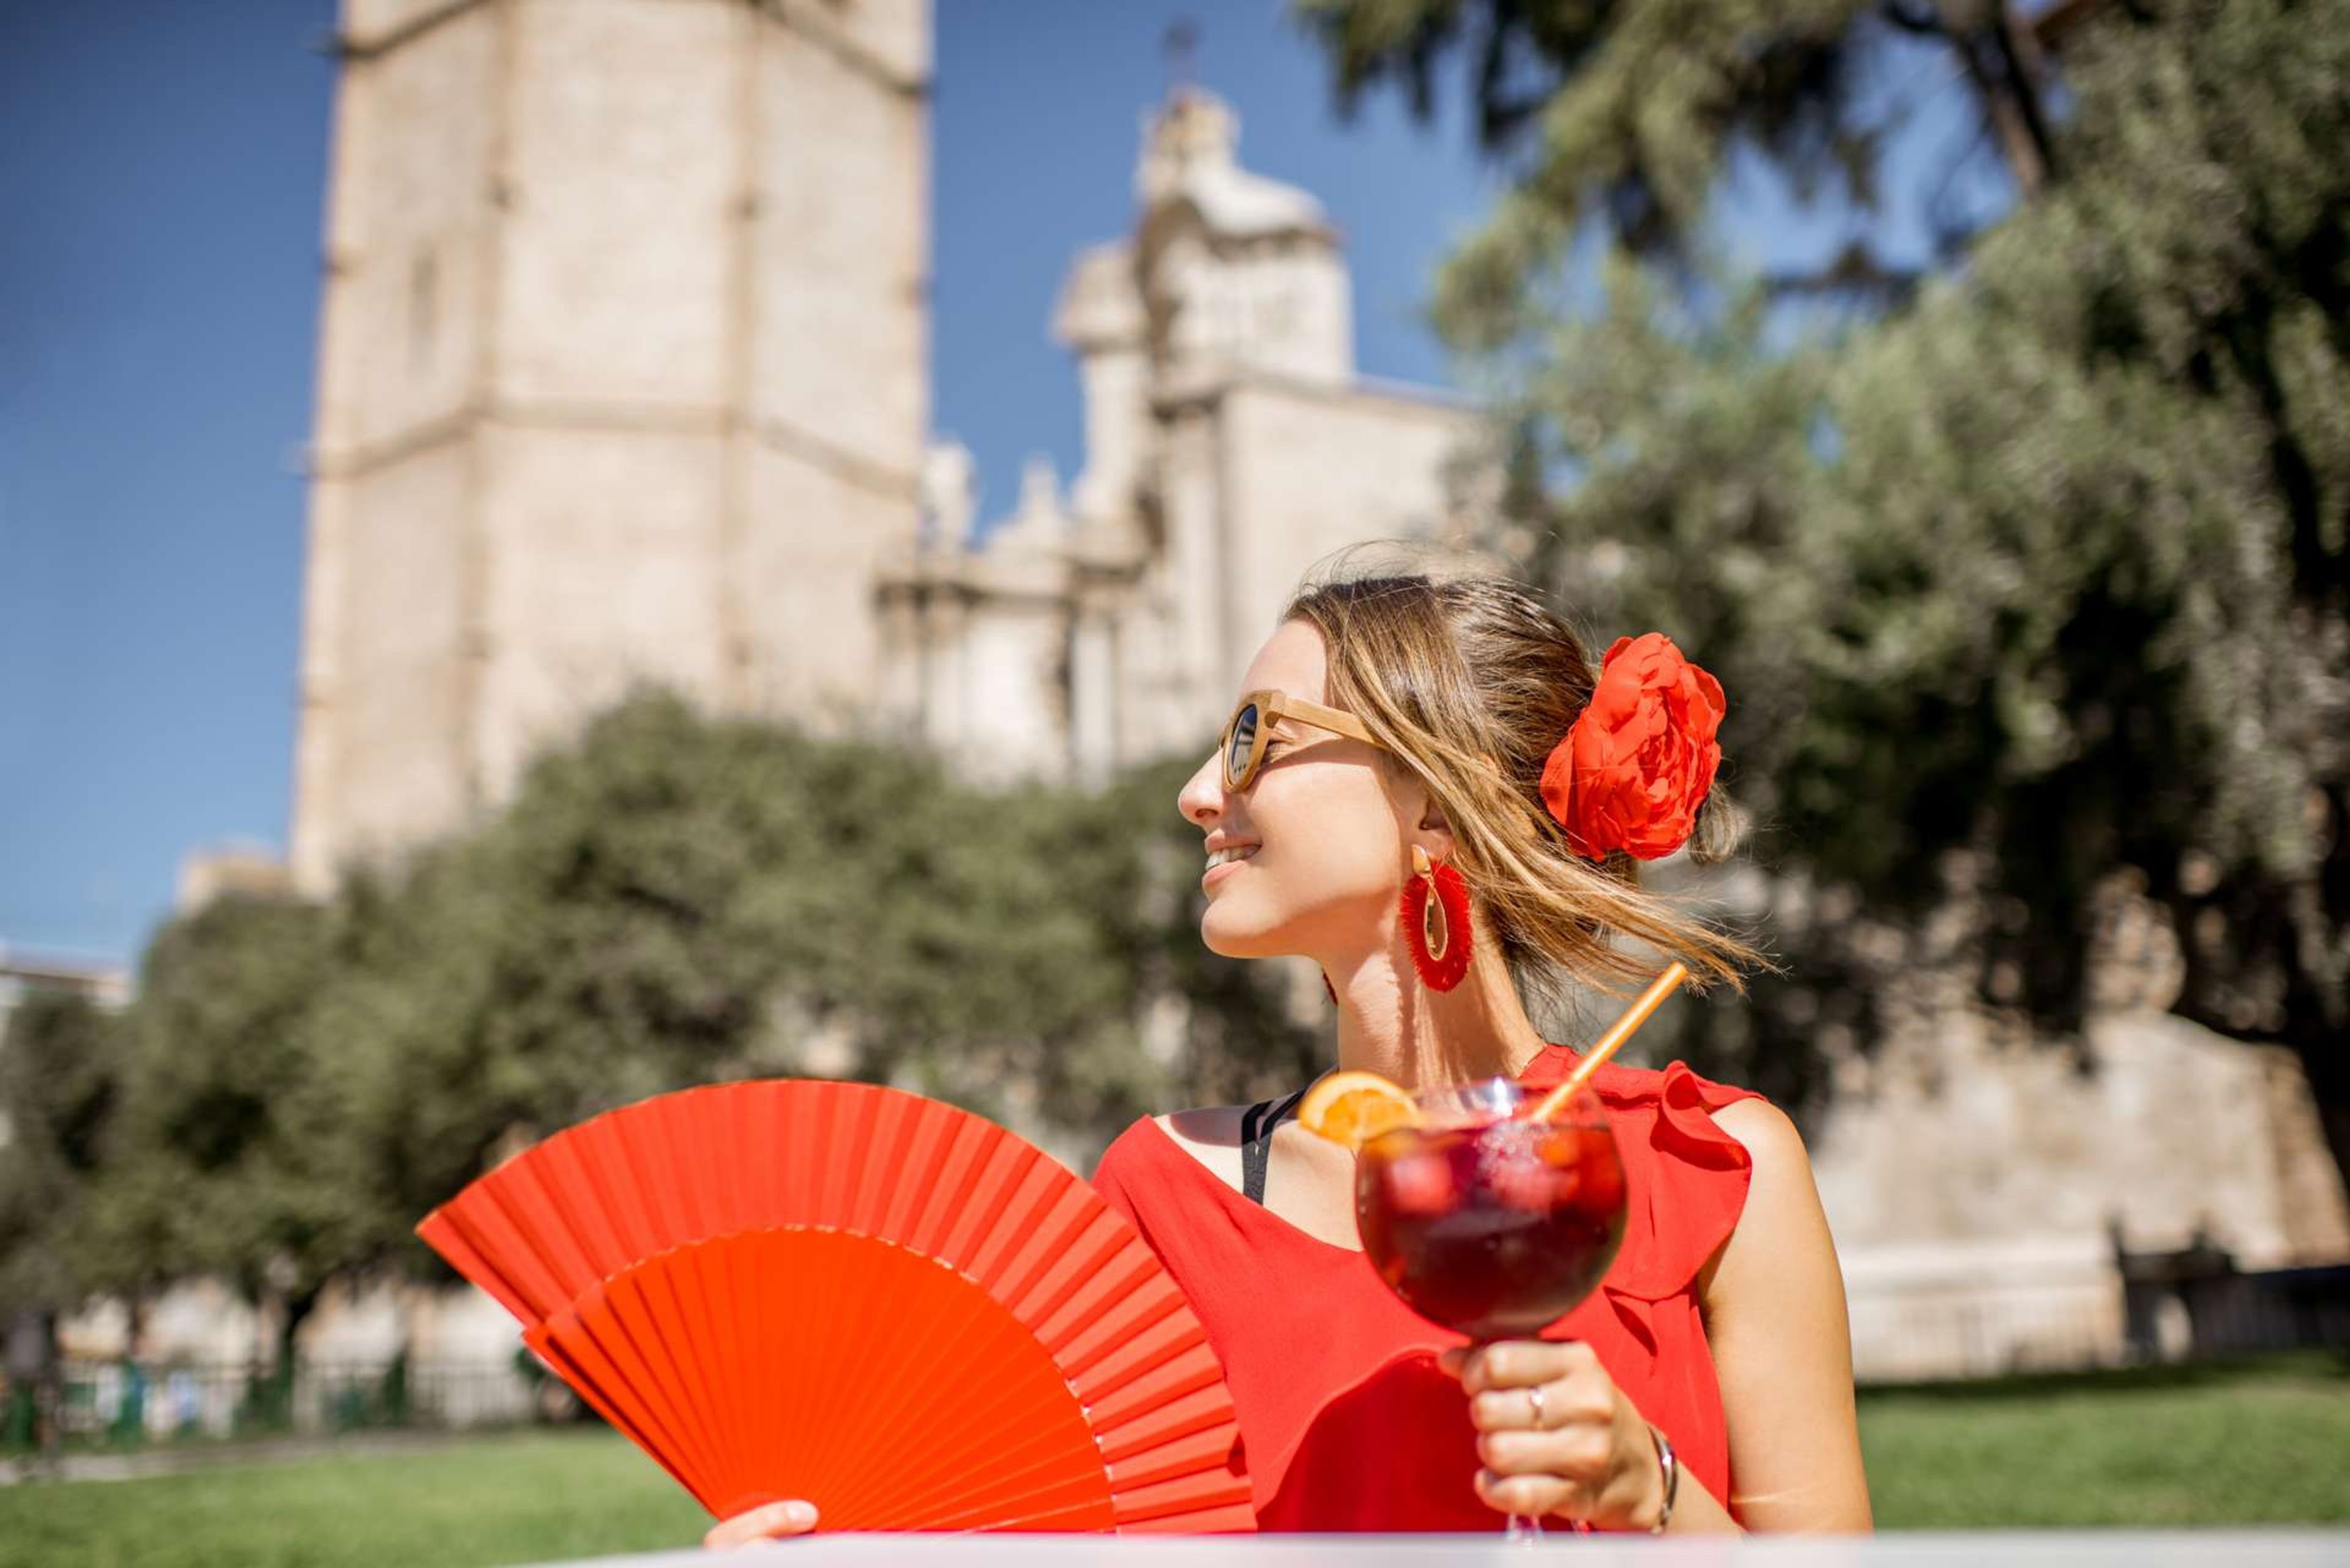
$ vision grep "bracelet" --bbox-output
[1646,1422,1678,1534]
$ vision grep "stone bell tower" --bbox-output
[291,0,931,891]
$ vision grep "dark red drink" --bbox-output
[1355,1115,1627,1339]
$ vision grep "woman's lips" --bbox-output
[1202,848,1258,889]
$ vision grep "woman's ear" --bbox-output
[1413,801,1458,868]
[1423,753,1502,866]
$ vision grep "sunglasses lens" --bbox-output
[1225,701,1260,786]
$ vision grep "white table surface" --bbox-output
[520,1531,2350,1567]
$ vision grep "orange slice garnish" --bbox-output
[1295,1070,1423,1151]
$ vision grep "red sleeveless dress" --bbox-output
[1087,1043,1762,1532]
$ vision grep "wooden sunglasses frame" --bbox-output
[1220,689,1392,790]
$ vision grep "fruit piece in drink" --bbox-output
[1297,1070,1421,1151]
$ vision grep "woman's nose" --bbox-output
[1176,752,1223,826]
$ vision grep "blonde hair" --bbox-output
[1281,542,1771,1026]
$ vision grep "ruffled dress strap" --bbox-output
[1512,1046,1763,1301]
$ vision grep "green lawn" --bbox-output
[1856,1350,2350,1528]
[6,1352,2345,1566]
[0,1429,706,1568]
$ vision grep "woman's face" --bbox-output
[1176,619,1431,963]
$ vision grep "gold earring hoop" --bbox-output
[1412,845,1447,960]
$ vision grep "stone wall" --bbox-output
[1806,1001,2349,1379]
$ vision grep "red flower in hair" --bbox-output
[1539,633,1726,861]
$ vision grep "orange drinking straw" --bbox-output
[1528,961,1690,1119]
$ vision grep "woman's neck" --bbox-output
[1325,945,1551,1094]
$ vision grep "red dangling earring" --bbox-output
[1401,844,1473,991]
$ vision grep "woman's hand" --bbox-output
[1441,1340,1665,1531]
[703,1499,819,1548]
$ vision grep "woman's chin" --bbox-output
[1198,905,1285,959]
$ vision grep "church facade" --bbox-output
[878,85,1483,789]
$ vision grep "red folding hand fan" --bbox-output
[416,1079,1254,1534]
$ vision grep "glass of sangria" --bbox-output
[1353,1076,1627,1540]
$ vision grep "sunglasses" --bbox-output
[1218,689,1393,791]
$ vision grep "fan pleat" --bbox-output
[906,1116,994,1258]
[1049,1264,1185,1378]
[987,1185,1111,1316]
[412,1210,523,1325]
[868,1292,1107,1523]
[530,1133,625,1290]
[688,1234,745,1515]
[829,1258,1028,1517]
[969,1151,1059,1276]
[1013,1218,1147,1354]
[832,1291,1101,1526]
[1094,1379,1238,1463]
[1030,1240,1165,1359]
[1103,1418,1243,1488]
[911,1470,1119,1534]
[1086,1342,1226,1431]
[524,1323,709,1509]
[785,1225,894,1511]
[417,1080,1255,1534]
[880,1098,971,1241]
[1114,1469,1261,1528]
[592,1269,723,1498]
[541,1292,714,1506]
[812,1246,998,1522]
[442,1182,562,1323]
[685,1239,755,1510]
[1074,1306,1210,1400]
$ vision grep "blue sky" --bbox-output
[1,2,1988,969]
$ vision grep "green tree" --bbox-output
[1304,1,2350,1177]
[1,990,124,1449]
[345,691,1204,1267]
[1299,0,2083,345]
[84,892,387,1386]
[0,991,119,1310]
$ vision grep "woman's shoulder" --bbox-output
[1705,1093,1802,1157]
[1091,1103,1244,1187]
[1089,1103,1255,1250]
[1158,1103,1248,1149]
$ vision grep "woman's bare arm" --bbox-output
[1701,1098,1874,1531]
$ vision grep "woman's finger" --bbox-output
[1450,1338,1596,1394]
[703,1499,819,1548]
[1468,1378,1613,1433]
[1475,1465,1579,1522]
[1475,1423,1612,1482]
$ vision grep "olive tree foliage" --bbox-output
[1300,0,2350,1176]
[0,992,121,1315]
[76,892,389,1367]
[322,691,1212,1272]
[1297,0,2077,344]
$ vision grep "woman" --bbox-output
[711,561,1871,1542]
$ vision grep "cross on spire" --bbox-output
[1162,17,1199,97]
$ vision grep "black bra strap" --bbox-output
[1239,1087,1308,1206]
